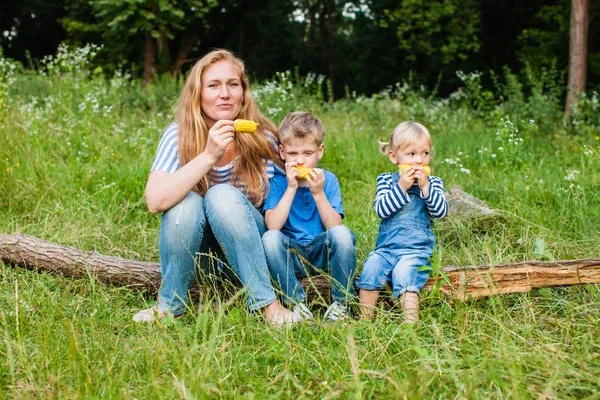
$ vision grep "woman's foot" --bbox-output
[132,305,168,323]
[263,300,301,326]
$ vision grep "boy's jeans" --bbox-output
[157,185,277,315]
[262,226,357,306]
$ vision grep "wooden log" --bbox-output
[1,233,599,302]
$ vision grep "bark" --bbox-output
[2,234,599,303]
[142,31,156,87]
[170,27,199,74]
[319,0,335,101]
[565,0,590,117]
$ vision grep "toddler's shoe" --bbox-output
[323,301,349,323]
[292,302,314,321]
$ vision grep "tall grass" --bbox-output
[1,46,599,398]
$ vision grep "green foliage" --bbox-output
[1,46,600,398]
[385,0,481,68]
[517,0,570,76]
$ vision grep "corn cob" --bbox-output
[234,119,259,133]
[400,164,431,176]
[296,166,314,179]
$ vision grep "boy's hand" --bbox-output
[398,166,416,193]
[284,162,299,190]
[307,168,325,195]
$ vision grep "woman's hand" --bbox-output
[203,120,236,163]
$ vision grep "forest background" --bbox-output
[2,0,599,98]
[1,0,599,398]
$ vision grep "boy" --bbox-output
[262,111,357,323]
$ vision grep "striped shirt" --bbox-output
[151,122,280,195]
[373,173,448,220]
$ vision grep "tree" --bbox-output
[93,0,217,85]
[0,0,66,63]
[565,0,590,116]
[384,0,481,85]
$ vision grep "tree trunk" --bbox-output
[319,0,335,101]
[143,31,156,87]
[2,234,599,303]
[565,0,589,117]
[170,28,200,74]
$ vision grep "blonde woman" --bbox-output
[133,49,299,325]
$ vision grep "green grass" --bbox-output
[1,51,599,398]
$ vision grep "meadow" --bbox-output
[1,46,599,398]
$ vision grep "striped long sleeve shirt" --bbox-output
[373,173,448,221]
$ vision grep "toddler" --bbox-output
[358,121,448,323]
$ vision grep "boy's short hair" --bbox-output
[278,111,325,145]
[379,121,432,155]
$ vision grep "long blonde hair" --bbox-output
[175,49,280,206]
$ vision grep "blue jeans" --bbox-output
[157,185,277,315]
[357,252,432,297]
[262,226,357,306]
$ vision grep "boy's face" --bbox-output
[279,136,324,168]
[389,137,432,166]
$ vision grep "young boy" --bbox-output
[262,111,357,323]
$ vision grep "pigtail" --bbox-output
[378,139,390,156]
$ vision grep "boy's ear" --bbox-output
[317,143,324,160]
[388,149,398,164]
[279,144,286,161]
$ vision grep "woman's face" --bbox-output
[201,60,244,127]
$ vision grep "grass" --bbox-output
[1,49,599,398]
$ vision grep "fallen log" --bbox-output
[1,233,599,302]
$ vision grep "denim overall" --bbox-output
[358,173,436,297]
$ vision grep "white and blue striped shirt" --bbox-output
[151,123,279,194]
[373,173,448,220]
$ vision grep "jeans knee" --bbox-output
[329,225,356,251]
[205,184,242,217]
[262,230,287,256]
[161,192,206,244]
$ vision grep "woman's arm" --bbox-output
[145,152,218,213]
[145,120,236,213]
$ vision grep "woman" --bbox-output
[133,49,299,325]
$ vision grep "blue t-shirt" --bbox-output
[263,169,344,244]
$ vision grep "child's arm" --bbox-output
[265,188,296,230]
[308,169,342,229]
[374,173,410,219]
[422,176,448,219]
[265,163,300,230]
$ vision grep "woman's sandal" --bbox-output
[132,305,168,323]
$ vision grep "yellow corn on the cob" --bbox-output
[296,166,314,179]
[400,164,431,176]
[234,119,259,133]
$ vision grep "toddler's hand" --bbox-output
[398,166,415,192]
[413,166,429,188]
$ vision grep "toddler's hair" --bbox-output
[279,111,325,145]
[379,121,432,155]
